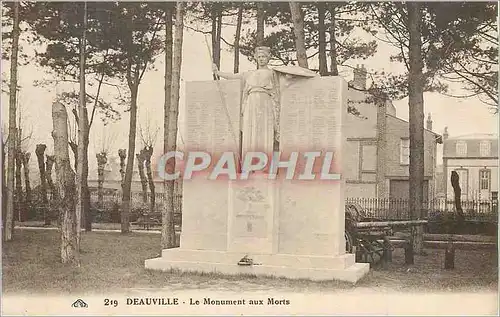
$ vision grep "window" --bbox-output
[456,141,467,156]
[479,169,491,190]
[361,145,376,171]
[480,141,491,157]
[400,139,409,165]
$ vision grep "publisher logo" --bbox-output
[71,299,88,308]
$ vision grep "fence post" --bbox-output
[444,239,455,270]
[404,241,414,265]
[382,236,392,265]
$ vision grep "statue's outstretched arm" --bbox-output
[212,64,242,79]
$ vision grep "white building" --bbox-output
[442,129,498,201]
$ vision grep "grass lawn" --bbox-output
[2,229,498,295]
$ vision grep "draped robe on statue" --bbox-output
[233,65,316,170]
[240,68,281,158]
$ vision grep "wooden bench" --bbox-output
[131,212,182,230]
[131,212,161,230]
[348,220,428,265]
[344,202,429,266]
[383,233,497,269]
[354,220,428,229]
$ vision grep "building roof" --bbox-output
[386,114,443,143]
[447,133,498,140]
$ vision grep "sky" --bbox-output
[1,16,498,176]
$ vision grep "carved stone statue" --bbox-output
[213,46,317,163]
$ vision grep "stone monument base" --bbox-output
[145,249,369,283]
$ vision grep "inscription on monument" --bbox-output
[280,77,344,153]
[227,177,276,254]
[185,80,241,154]
[233,186,270,238]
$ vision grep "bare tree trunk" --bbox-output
[144,146,155,213]
[96,152,107,209]
[15,145,23,222]
[216,6,222,66]
[118,148,126,226]
[84,58,108,232]
[82,110,91,231]
[2,141,6,231]
[35,144,49,224]
[46,155,57,200]
[164,1,184,248]
[174,179,182,214]
[52,101,79,266]
[76,1,88,247]
[83,162,90,230]
[234,4,243,73]
[328,4,338,76]
[317,3,328,76]
[407,2,425,255]
[118,149,126,188]
[5,0,20,241]
[451,171,465,233]
[121,86,139,234]
[69,141,78,171]
[22,152,31,220]
[136,150,148,203]
[289,2,308,68]
[162,3,174,249]
[211,5,220,81]
[2,141,5,177]
[45,155,60,227]
[256,2,265,46]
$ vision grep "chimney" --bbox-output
[443,127,449,140]
[352,64,367,90]
[426,113,433,131]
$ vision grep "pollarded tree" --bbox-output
[21,152,31,216]
[35,144,49,224]
[93,126,115,212]
[52,100,78,266]
[96,152,107,210]
[143,145,155,212]
[45,155,58,207]
[13,109,33,222]
[139,121,160,213]
[118,149,127,189]
[136,149,148,204]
